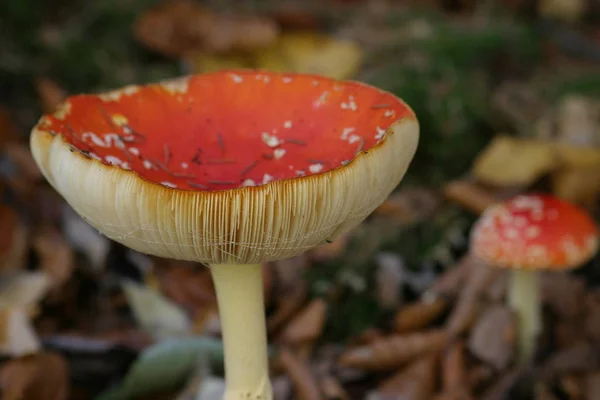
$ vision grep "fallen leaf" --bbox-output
[373,356,437,400]
[542,341,600,378]
[541,272,586,320]
[374,187,441,225]
[468,305,515,370]
[423,255,474,300]
[338,329,448,370]
[134,0,279,56]
[280,298,327,345]
[0,307,42,356]
[4,142,43,180]
[446,263,500,337]
[62,206,110,271]
[268,282,308,334]
[32,225,75,288]
[443,179,499,215]
[96,337,225,400]
[35,77,67,114]
[0,271,50,308]
[584,371,600,400]
[394,297,448,333]
[551,164,600,208]
[278,347,323,400]
[253,32,363,80]
[442,341,467,393]
[471,135,557,187]
[309,232,351,262]
[320,375,349,400]
[0,352,69,400]
[585,291,600,341]
[121,279,191,340]
[0,204,28,274]
[480,369,522,400]
[539,0,587,26]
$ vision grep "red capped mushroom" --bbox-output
[470,193,598,363]
[29,70,419,400]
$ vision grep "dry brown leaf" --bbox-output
[0,107,18,150]
[374,356,437,400]
[4,142,43,181]
[542,342,599,378]
[446,263,500,337]
[35,78,67,114]
[466,364,494,393]
[471,135,557,187]
[541,272,587,320]
[443,179,499,215]
[278,347,323,400]
[394,298,448,333]
[442,341,467,393]
[467,305,515,370]
[154,260,217,315]
[585,290,600,341]
[338,329,448,371]
[268,283,308,334]
[558,374,584,400]
[584,371,600,400]
[374,187,441,224]
[480,369,521,400]
[280,298,327,345]
[134,0,279,57]
[424,255,474,300]
[319,375,349,400]
[0,205,27,274]
[32,225,74,288]
[308,232,351,262]
[0,352,69,400]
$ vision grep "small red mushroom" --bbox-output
[470,193,598,363]
[29,70,419,399]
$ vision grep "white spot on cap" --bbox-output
[143,160,153,169]
[504,227,519,239]
[283,120,292,129]
[312,81,319,86]
[274,149,286,160]
[341,95,358,111]
[121,162,131,170]
[262,132,281,148]
[230,74,243,83]
[162,77,189,94]
[341,127,355,140]
[282,77,292,83]
[181,162,188,169]
[296,170,306,176]
[384,110,395,118]
[309,163,323,174]
[161,181,176,188]
[129,147,140,156]
[241,179,256,187]
[348,135,361,144]
[524,225,541,239]
[375,126,386,140]
[262,174,274,184]
[105,155,123,165]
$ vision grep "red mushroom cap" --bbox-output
[470,194,599,270]
[30,70,419,264]
[33,70,413,191]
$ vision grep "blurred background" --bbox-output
[0,0,600,399]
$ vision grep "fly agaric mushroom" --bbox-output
[29,69,419,399]
[470,194,598,363]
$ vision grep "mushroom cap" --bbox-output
[30,70,419,264]
[470,194,599,270]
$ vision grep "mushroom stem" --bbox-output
[210,263,273,400]
[508,268,541,364]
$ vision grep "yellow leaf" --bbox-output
[254,32,363,80]
[472,135,557,187]
[191,53,253,74]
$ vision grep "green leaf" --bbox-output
[121,279,191,340]
[95,336,225,400]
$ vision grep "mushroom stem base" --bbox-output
[508,268,541,365]
[210,263,272,400]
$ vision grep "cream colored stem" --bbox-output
[210,263,272,400]
[508,268,541,365]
